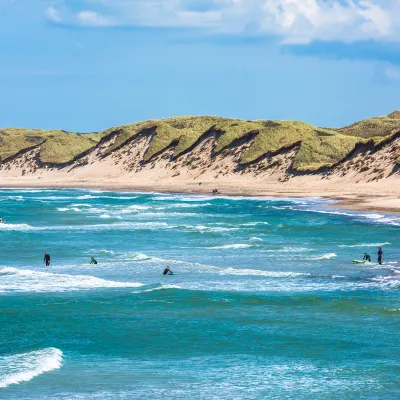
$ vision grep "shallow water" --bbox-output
[0,189,399,399]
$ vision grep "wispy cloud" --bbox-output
[44,6,62,23]
[384,66,400,81]
[44,1,400,44]
[76,10,116,27]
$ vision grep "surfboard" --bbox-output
[352,260,366,264]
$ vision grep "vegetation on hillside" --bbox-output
[0,128,102,164]
[339,113,400,138]
[1,111,399,170]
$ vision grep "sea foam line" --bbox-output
[0,348,63,389]
[339,242,391,248]
[0,267,143,293]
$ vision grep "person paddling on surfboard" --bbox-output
[363,253,371,262]
[163,267,173,275]
[90,257,98,265]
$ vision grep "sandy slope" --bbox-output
[0,128,399,213]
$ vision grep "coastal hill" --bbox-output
[0,112,399,187]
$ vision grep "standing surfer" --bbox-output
[378,247,383,265]
[44,251,51,267]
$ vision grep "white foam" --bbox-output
[133,284,182,293]
[118,252,153,261]
[0,267,143,293]
[0,348,62,389]
[189,225,239,233]
[0,223,33,231]
[339,242,391,248]
[310,253,337,260]
[250,237,263,241]
[209,244,253,249]
[262,247,313,253]
[219,267,306,278]
[36,222,176,232]
[90,249,115,255]
[152,195,213,202]
[241,222,269,226]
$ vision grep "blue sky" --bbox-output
[0,0,399,132]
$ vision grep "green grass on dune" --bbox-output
[0,128,46,160]
[339,114,400,138]
[39,132,101,164]
[1,111,399,170]
[0,128,102,164]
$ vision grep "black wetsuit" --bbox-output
[90,259,98,265]
[363,254,371,262]
[44,254,51,266]
[163,268,171,275]
[378,250,383,265]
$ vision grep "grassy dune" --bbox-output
[1,111,399,170]
[0,128,102,164]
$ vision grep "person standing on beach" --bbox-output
[378,247,383,265]
[44,251,51,267]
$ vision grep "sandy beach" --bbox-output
[1,176,399,214]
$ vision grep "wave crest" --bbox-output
[0,267,143,293]
[0,348,63,389]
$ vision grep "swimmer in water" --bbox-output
[163,267,173,275]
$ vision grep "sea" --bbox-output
[0,188,399,399]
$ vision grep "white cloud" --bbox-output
[384,66,400,81]
[43,0,400,43]
[44,6,62,23]
[76,10,116,27]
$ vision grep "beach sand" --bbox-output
[0,128,398,213]
[0,175,399,214]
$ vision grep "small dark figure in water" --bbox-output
[0,217,5,223]
[378,247,383,265]
[363,253,371,262]
[163,267,173,275]
[90,257,98,265]
[44,251,51,267]
[212,189,219,195]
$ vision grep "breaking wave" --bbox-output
[0,348,63,389]
[0,267,143,293]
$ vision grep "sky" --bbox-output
[0,0,399,132]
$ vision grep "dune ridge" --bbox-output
[0,112,399,213]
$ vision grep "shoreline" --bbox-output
[1,179,399,215]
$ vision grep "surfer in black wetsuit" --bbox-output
[163,267,173,275]
[378,247,383,265]
[44,251,51,267]
[363,253,371,262]
[0,217,5,224]
[90,257,98,265]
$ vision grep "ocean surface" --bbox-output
[0,189,399,399]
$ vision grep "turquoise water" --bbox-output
[0,189,399,399]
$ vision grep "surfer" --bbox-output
[363,253,371,262]
[44,251,51,267]
[212,189,219,195]
[90,257,98,265]
[163,267,173,275]
[378,247,383,265]
[0,217,5,223]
